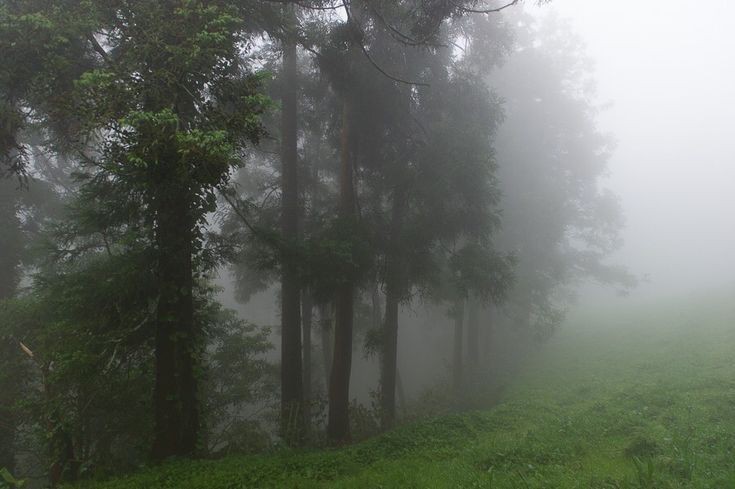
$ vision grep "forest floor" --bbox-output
[73,292,735,488]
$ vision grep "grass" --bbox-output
[72,293,735,488]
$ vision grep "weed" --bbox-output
[631,456,657,488]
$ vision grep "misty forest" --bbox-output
[1,0,734,488]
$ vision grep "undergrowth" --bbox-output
[70,295,735,488]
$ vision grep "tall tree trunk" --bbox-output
[396,367,406,415]
[466,298,480,378]
[483,305,494,359]
[279,12,304,444]
[0,349,16,474]
[152,183,198,460]
[380,191,406,431]
[482,305,496,394]
[0,181,20,473]
[371,281,383,331]
[327,98,354,444]
[319,304,333,388]
[178,280,198,455]
[0,180,21,299]
[380,289,399,430]
[452,299,465,394]
[301,290,313,436]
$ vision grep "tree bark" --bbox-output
[0,353,16,474]
[301,289,313,435]
[0,181,20,473]
[466,298,480,376]
[151,182,198,460]
[0,180,21,299]
[279,13,304,444]
[380,191,407,431]
[380,288,399,430]
[319,304,333,389]
[327,98,354,444]
[452,299,465,394]
[396,367,406,414]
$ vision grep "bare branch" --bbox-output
[20,341,34,359]
[343,1,430,87]
[87,34,110,63]
[218,187,261,237]
[452,0,520,14]
[363,0,447,48]
[260,0,342,10]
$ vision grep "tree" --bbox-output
[352,17,514,424]
[279,4,305,443]
[0,178,23,468]
[490,13,635,344]
[328,78,358,443]
[0,173,59,474]
[2,0,270,461]
[221,0,529,442]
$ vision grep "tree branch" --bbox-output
[452,0,520,14]
[343,1,430,87]
[87,34,110,63]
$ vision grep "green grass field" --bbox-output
[72,294,735,488]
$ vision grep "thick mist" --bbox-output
[532,0,735,303]
[3,1,735,487]
[215,0,735,412]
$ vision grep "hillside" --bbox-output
[71,296,735,488]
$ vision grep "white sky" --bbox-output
[528,0,735,299]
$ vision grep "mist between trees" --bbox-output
[0,1,634,487]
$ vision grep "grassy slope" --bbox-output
[74,295,735,488]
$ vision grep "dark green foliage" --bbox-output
[0,180,23,299]
[13,0,273,459]
[0,0,95,175]
[0,251,158,475]
[0,259,275,476]
[0,468,25,488]
[201,305,275,456]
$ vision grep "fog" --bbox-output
[534,0,735,302]
[3,1,735,486]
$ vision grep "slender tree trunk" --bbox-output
[319,304,334,388]
[371,281,383,331]
[178,279,198,455]
[380,191,406,431]
[466,298,480,378]
[279,13,304,444]
[301,290,313,435]
[396,367,406,414]
[482,305,495,392]
[152,183,198,460]
[483,305,494,359]
[0,348,16,474]
[0,182,20,473]
[452,299,465,394]
[327,99,354,444]
[0,180,21,299]
[381,289,399,430]
[49,416,77,487]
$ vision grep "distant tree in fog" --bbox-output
[492,13,636,340]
